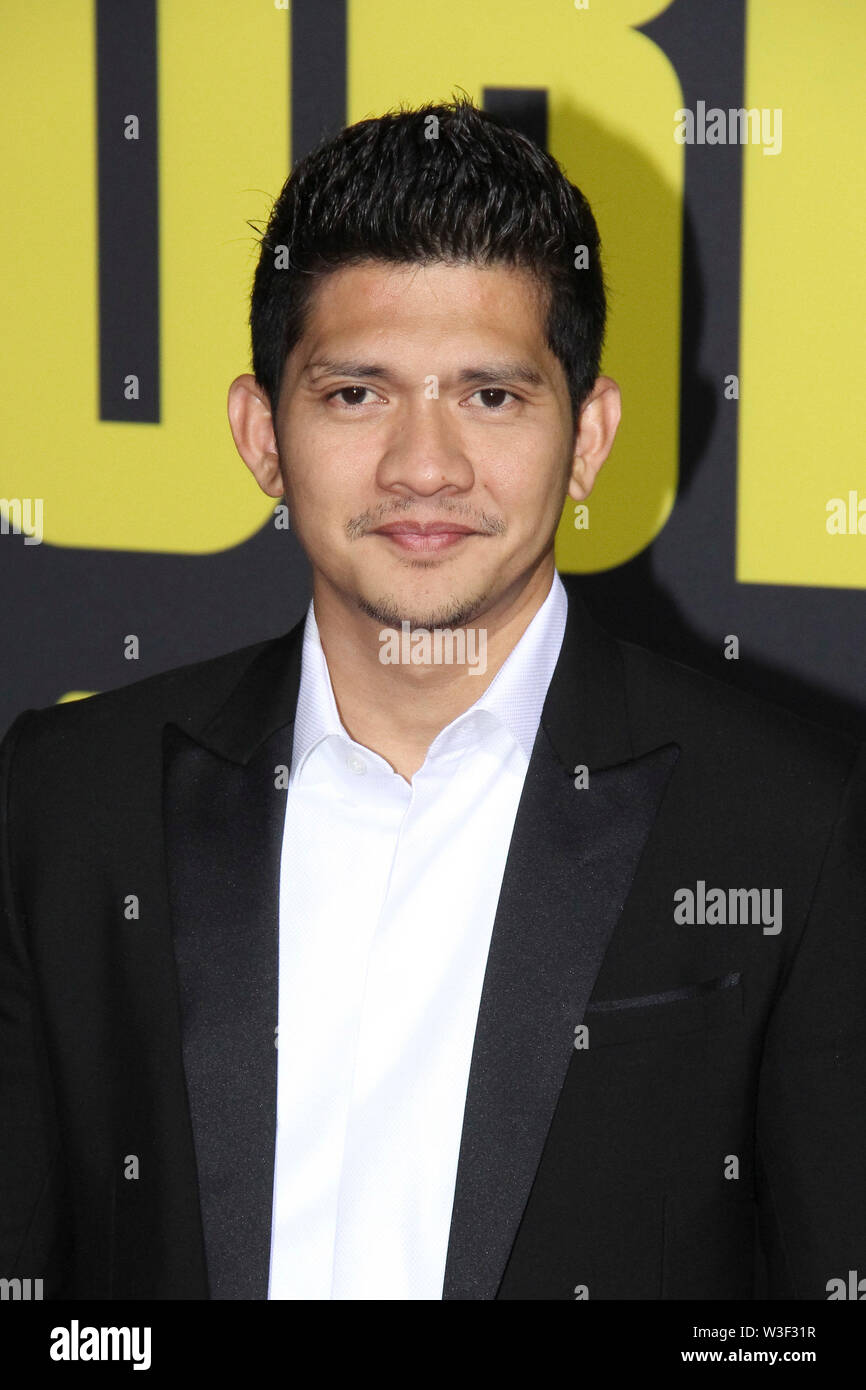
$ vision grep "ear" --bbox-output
[567,375,622,503]
[227,374,284,498]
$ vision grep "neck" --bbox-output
[312,560,556,782]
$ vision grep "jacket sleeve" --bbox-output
[755,741,866,1298]
[0,711,70,1297]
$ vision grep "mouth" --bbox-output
[371,522,478,553]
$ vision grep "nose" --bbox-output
[374,395,476,499]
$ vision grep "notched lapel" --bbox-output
[162,719,294,1299]
[442,728,680,1300]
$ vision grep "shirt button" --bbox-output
[346,752,367,775]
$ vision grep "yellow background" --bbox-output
[1,1,864,589]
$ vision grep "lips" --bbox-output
[373,522,476,536]
[371,521,477,552]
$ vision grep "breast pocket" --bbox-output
[582,971,743,1047]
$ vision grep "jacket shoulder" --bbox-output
[617,634,861,784]
[3,631,292,763]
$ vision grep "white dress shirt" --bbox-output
[267,570,568,1300]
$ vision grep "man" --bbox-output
[1,98,865,1301]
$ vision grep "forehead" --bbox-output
[294,258,550,352]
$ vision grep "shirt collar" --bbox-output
[291,570,568,780]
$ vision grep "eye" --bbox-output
[326,385,382,408]
[467,387,520,410]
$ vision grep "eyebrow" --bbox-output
[302,358,547,389]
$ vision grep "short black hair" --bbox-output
[249,95,607,430]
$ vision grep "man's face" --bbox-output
[272,259,578,631]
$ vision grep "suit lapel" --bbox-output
[442,582,680,1299]
[162,624,304,1299]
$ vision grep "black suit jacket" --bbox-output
[2,586,865,1300]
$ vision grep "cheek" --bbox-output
[488,449,566,510]
[288,456,364,536]
[291,417,378,480]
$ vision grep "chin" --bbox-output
[355,584,492,633]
